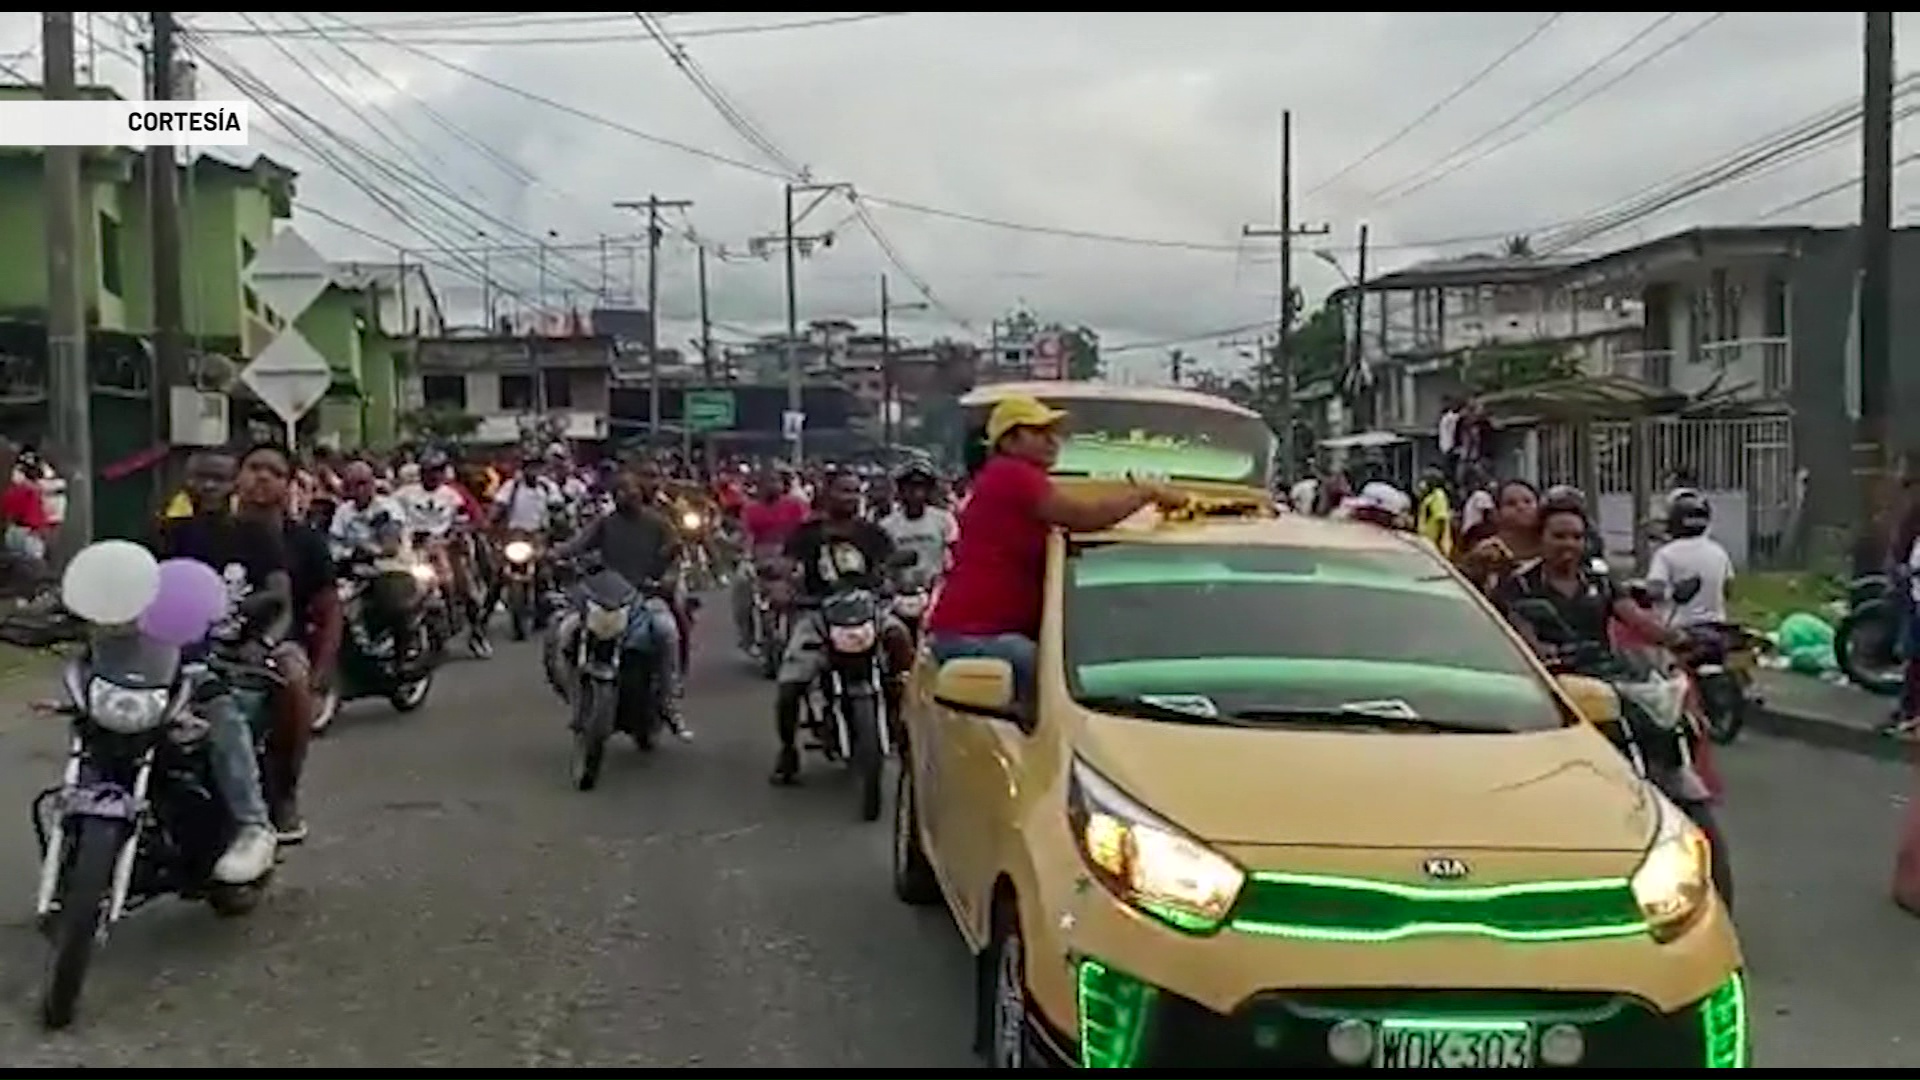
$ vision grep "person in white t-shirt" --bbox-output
[878,462,955,587]
[493,458,567,535]
[1458,466,1496,538]
[1646,491,1734,630]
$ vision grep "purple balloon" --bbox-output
[138,558,230,646]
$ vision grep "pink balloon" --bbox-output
[137,558,230,646]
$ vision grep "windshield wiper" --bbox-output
[1227,704,1496,733]
[1077,694,1221,725]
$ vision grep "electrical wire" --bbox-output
[1365,13,1687,206]
[190,12,908,47]
[1756,149,1920,221]
[1382,12,1730,206]
[1304,12,1566,201]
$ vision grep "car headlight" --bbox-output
[503,540,536,564]
[583,603,629,639]
[682,511,703,531]
[1630,797,1713,940]
[827,623,877,653]
[87,679,171,734]
[1067,758,1245,933]
[409,561,437,585]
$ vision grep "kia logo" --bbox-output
[1422,856,1470,881]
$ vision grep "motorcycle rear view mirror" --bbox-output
[1669,576,1703,605]
[1626,578,1668,606]
[1554,673,1623,727]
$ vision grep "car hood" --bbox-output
[1075,714,1656,852]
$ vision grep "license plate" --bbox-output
[1374,1020,1533,1069]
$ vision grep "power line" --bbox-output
[1303,12,1566,201]
[1758,148,1920,221]
[190,12,907,47]
[1365,13,1688,206]
[1383,12,1730,205]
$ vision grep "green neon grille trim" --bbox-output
[1070,562,1461,596]
[1077,958,1157,1069]
[1055,438,1254,484]
[1228,871,1650,943]
[1701,971,1750,1067]
[1075,657,1547,704]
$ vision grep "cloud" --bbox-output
[2,12,1913,377]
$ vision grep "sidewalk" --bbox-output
[0,645,59,738]
[1751,670,1908,763]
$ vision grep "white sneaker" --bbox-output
[213,824,278,884]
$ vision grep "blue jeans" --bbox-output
[207,688,271,829]
[929,633,1037,707]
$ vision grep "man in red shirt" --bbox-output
[1,437,53,580]
[924,396,1183,704]
[734,467,811,650]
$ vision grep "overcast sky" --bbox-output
[3,12,1916,381]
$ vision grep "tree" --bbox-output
[1502,235,1535,258]
[1455,343,1581,395]
[400,406,482,443]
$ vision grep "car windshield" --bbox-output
[1063,541,1570,733]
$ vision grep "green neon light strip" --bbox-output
[1055,440,1254,483]
[1229,870,1649,943]
[1076,657,1546,701]
[1070,563,1463,596]
[1702,970,1750,1068]
[1077,958,1156,1069]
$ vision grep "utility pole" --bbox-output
[1857,10,1897,546]
[696,244,714,386]
[148,10,187,499]
[615,196,692,451]
[1167,348,1187,387]
[43,12,92,551]
[1349,221,1372,431]
[1242,109,1329,486]
[752,181,852,465]
[878,273,928,456]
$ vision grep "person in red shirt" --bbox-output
[734,467,812,649]
[924,396,1184,704]
[1,437,53,583]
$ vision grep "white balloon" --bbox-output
[60,540,162,625]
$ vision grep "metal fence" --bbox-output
[1536,414,1796,564]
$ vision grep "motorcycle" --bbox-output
[1835,570,1904,697]
[311,553,437,735]
[412,529,490,660]
[501,537,542,641]
[1687,622,1771,746]
[31,622,284,1029]
[555,564,670,792]
[749,559,791,681]
[677,507,719,592]
[799,550,917,822]
[891,570,936,642]
[1511,592,1735,909]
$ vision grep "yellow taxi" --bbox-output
[894,383,1747,1070]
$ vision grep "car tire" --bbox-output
[980,902,1039,1069]
[892,762,939,906]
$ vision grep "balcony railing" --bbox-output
[1697,337,1790,397]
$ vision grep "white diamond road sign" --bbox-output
[243,227,332,323]
[240,332,334,427]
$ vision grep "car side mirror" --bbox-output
[1670,575,1702,605]
[934,657,1018,720]
[1555,674,1622,727]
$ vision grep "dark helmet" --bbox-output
[1542,484,1586,513]
[894,458,938,486]
[1667,489,1712,537]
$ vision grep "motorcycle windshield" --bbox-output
[822,590,877,625]
[1614,675,1687,730]
[581,568,638,608]
[89,628,181,691]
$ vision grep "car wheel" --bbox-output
[983,903,1035,1069]
[892,763,940,905]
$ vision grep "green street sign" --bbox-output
[685,389,736,432]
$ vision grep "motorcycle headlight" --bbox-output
[682,511,703,531]
[1630,798,1713,941]
[504,540,536,564]
[87,679,171,735]
[1067,758,1244,933]
[583,603,629,639]
[827,623,877,653]
[409,561,437,585]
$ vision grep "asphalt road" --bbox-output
[0,608,1912,1067]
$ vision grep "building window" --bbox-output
[499,373,535,411]
[421,374,466,409]
[98,212,122,297]
[541,368,573,409]
[1762,274,1788,337]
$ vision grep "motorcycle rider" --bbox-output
[734,466,810,652]
[328,460,408,556]
[1647,492,1735,633]
[1495,502,1684,658]
[769,469,914,786]
[878,460,954,583]
[398,451,485,652]
[155,448,289,884]
[232,443,339,845]
[487,455,566,615]
[550,457,690,740]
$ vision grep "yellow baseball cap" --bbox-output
[985,395,1069,446]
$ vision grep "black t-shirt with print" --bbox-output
[783,518,895,599]
[1494,561,1617,653]
[283,521,337,636]
[157,513,290,636]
